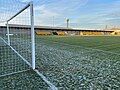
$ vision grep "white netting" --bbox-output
[0,0,34,76]
[0,0,27,22]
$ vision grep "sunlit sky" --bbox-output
[1,0,120,29]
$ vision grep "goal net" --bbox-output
[0,1,35,77]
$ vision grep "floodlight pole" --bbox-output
[30,1,35,70]
[66,18,69,29]
[7,22,10,45]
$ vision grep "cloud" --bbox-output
[19,0,32,3]
[1,0,120,29]
[34,5,61,26]
[33,0,89,26]
[69,0,120,29]
[34,5,59,17]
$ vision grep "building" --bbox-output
[108,28,120,35]
[0,24,114,36]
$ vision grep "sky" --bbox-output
[0,0,120,29]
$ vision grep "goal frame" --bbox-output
[6,1,35,70]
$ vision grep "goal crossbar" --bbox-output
[7,2,30,22]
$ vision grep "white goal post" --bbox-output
[0,1,35,76]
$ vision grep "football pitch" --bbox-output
[1,36,120,89]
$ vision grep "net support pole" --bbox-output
[30,1,35,70]
[7,22,10,45]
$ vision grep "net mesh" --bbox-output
[8,6,32,66]
[0,1,32,76]
[0,37,30,76]
[0,0,27,22]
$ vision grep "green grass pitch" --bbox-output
[35,36,120,89]
[1,36,120,89]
